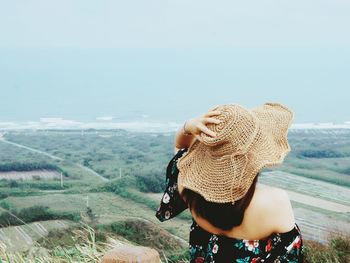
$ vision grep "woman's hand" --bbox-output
[184,109,222,143]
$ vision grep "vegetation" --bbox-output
[0,129,349,262]
[304,234,350,263]
[99,219,187,257]
[0,206,81,227]
[0,224,106,263]
[96,176,192,221]
[0,222,348,262]
[0,162,66,174]
[2,130,173,181]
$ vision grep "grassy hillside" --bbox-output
[0,223,349,263]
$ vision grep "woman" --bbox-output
[156,102,304,262]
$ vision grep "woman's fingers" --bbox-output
[203,117,221,124]
[198,122,217,137]
[196,107,222,139]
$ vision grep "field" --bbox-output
[0,170,61,181]
[261,171,350,243]
[0,128,349,261]
[280,129,350,186]
[260,171,350,207]
[4,191,191,241]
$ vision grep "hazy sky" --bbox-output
[0,1,349,123]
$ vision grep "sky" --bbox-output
[0,0,349,128]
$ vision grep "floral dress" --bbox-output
[155,148,304,263]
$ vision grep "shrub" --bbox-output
[0,206,81,227]
[97,176,136,194]
[8,180,19,188]
[105,219,186,252]
[134,169,166,193]
[0,201,11,210]
[136,174,165,193]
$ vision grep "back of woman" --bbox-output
[156,102,304,262]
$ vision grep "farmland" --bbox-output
[0,170,61,181]
[0,128,349,261]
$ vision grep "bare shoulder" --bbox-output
[254,185,296,234]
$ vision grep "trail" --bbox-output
[0,137,108,182]
[76,163,109,182]
[0,138,63,161]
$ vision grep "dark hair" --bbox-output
[180,172,260,231]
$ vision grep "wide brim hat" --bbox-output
[176,102,294,204]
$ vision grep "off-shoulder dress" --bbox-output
[155,148,304,263]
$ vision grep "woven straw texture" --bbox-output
[177,102,294,204]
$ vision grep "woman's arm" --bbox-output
[174,109,222,154]
[174,120,196,153]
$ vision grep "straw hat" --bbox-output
[176,102,294,204]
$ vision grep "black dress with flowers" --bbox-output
[155,148,304,263]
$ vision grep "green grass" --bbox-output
[0,220,75,252]
[290,200,350,222]
[281,164,350,187]
[4,190,192,241]
[304,233,350,263]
